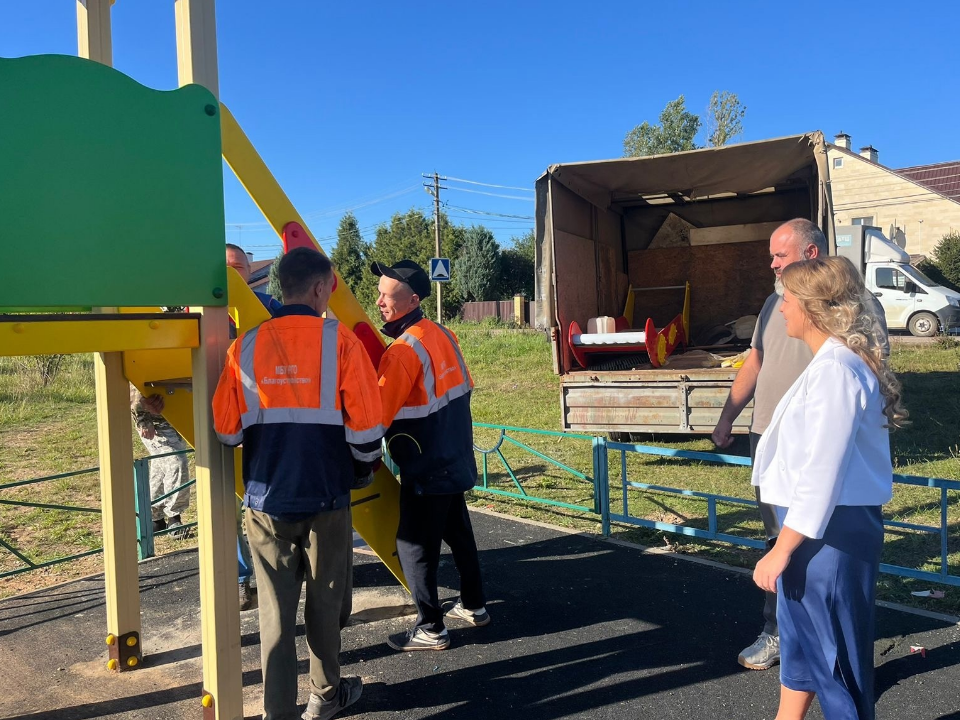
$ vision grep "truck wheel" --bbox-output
[908,312,938,337]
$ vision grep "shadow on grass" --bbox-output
[893,372,960,465]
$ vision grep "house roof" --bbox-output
[249,259,275,285]
[896,160,960,203]
[828,144,960,208]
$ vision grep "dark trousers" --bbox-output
[750,432,782,637]
[396,486,486,633]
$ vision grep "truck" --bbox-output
[534,132,834,436]
[835,224,960,337]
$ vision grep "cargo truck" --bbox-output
[534,133,833,435]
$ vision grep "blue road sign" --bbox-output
[430,257,451,282]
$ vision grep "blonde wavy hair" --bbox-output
[781,256,908,428]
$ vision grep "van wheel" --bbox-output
[908,312,938,337]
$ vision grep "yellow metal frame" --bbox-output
[0,315,199,357]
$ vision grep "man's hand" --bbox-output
[141,393,165,415]
[753,547,791,593]
[138,424,156,440]
[711,418,735,448]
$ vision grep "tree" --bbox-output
[266,251,282,301]
[330,212,368,294]
[931,231,960,290]
[454,226,500,302]
[705,91,746,147]
[623,95,700,157]
[499,230,535,298]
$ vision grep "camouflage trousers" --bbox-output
[139,426,191,521]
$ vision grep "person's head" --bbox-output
[769,219,829,293]
[225,243,251,283]
[370,260,431,323]
[278,247,336,314]
[780,256,908,427]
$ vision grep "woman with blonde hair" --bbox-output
[751,255,907,720]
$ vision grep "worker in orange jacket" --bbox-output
[372,259,489,653]
[214,247,382,720]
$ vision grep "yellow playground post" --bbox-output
[1,2,405,718]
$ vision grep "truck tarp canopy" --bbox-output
[544,133,825,207]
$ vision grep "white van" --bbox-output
[836,225,960,336]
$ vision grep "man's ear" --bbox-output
[805,244,818,260]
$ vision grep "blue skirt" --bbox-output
[776,505,883,720]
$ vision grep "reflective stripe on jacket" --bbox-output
[213,304,384,517]
[379,318,477,495]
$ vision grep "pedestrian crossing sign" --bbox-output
[430,257,451,282]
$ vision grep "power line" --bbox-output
[445,186,534,201]
[443,204,534,220]
[444,175,533,192]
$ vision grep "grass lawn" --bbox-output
[1,325,959,615]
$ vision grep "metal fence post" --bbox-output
[133,457,154,560]
[592,436,611,537]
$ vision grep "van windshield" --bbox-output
[901,265,939,287]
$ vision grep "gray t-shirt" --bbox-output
[750,293,812,434]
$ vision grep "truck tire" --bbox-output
[908,312,938,337]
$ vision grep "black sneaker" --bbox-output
[239,580,257,611]
[387,627,450,652]
[152,518,166,533]
[302,676,363,720]
[167,515,192,540]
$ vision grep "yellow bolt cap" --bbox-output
[12,324,24,334]
[107,659,119,671]
[126,636,138,647]
[126,657,138,667]
[149,320,160,329]
[105,634,116,646]
[201,694,214,708]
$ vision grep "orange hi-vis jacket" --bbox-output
[213,305,384,518]
[378,317,477,495]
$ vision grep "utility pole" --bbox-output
[423,172,446,323]
[433,172,442,323]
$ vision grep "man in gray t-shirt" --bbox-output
[712,218,888,672]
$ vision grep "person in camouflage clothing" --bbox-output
[130,386,191,533]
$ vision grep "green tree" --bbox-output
[705,91,746,147]
[266,251,282,301]
[931,231,960,289]
[330,212,368,294]
[454,226,500,302]
[499,230,535,298]
[623,95,701,157]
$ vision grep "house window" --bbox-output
[833,157,844,169]
[852,216,874,226]
[876,267,906,291]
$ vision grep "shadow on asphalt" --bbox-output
[2,517,958,720]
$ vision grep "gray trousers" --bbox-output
[750,432,782,637]
[246,507,353,720]
[139,426,190,521]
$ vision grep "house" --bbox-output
[248,258,274,294]
[826,133,960,257]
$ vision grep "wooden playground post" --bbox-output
[94,352,142,670]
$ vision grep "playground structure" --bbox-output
[0,2,404,718]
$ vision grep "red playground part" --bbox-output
[281,221,315,252]
[353,321,386,369]
[644,312,687,368]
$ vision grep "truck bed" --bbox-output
[561,364,752,435]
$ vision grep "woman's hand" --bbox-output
[753,548,791,593]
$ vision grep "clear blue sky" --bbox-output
[3,1,959,259]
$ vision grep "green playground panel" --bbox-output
[0,54,227,309]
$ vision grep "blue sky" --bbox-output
[3,1,959,259]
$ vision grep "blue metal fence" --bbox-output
[2,427,958,588]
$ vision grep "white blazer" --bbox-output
[751,337,893,539]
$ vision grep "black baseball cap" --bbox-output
[370,259,432,299]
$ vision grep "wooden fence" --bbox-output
[461,297,531,325]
